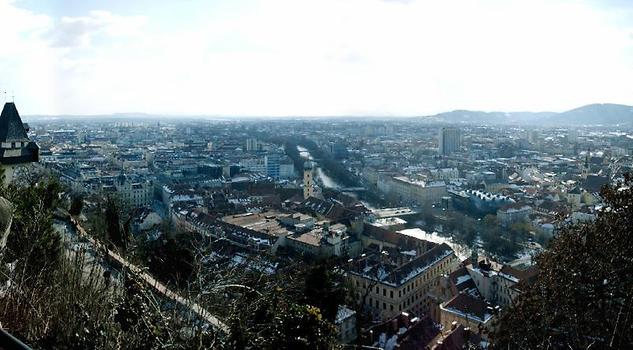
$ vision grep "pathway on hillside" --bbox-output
[67,217,229,334]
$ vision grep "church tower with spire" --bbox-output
[303,161,314,199]
[581,148,590,180]
[0,102,39,184]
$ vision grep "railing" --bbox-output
[0,328,31,350]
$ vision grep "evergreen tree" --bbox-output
[69,195,84,216]
[147,237,195,287]
[230,289,338,350]
[304,263,345,322]
[492,174,633,349]
[105,197,126,248]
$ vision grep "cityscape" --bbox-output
[1,0,633,349]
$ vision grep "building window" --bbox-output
[383,288,386,297]
[390,290,393,298]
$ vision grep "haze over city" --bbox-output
[2,0,633,116]
[3,1,633,349]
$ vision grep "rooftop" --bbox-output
[349,242,454,287]
[440,293,494,324]
[0,103,29,142]
[222,211,294,237]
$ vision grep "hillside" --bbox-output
[425,103,633,125]
[554,103,633,125]
[427,110,556,124]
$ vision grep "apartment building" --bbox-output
[377,175,447,206]
[347,241,459,321]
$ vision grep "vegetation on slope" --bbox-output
[0,171,342,349]
[492,175,633,349]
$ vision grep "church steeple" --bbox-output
[303,161,314,199]
[581,147,590,180]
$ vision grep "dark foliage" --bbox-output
[105,196,126,248]
[0,176,62,276]
[227,289,338,350]
[303,263,346,322]
[69,194,83,216]
[146,236,195,287]
[492,174,633,349]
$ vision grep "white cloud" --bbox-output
[43,10,146,48]
[1,0,632,115]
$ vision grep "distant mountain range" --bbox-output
[425,103,633,125]
[22,103,633,125]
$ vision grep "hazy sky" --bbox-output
[1,0,632,116]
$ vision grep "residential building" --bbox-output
[438,293,495,337]
[347,239,459,321]
[114,174,154,208]
[497,204,532,226]
[378,176,447,206]
[335,306,357,344]
[466,258,537,307]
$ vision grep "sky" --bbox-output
[0,0,632,116]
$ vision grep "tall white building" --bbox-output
[245,138,260,152]
[438,127,461,156]
[279,162,295,179]
[240,157,267,175]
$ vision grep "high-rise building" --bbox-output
[568,129,578,143]
[438,127,460,155]
[265,153,280,179]
[527,130,539,144]
[245,138,260,152]
[279,158,295,179]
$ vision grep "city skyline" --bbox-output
[1,0,632,116]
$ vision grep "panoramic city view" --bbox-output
[1,0,633,349]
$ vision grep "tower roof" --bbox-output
[0,103,29,142]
